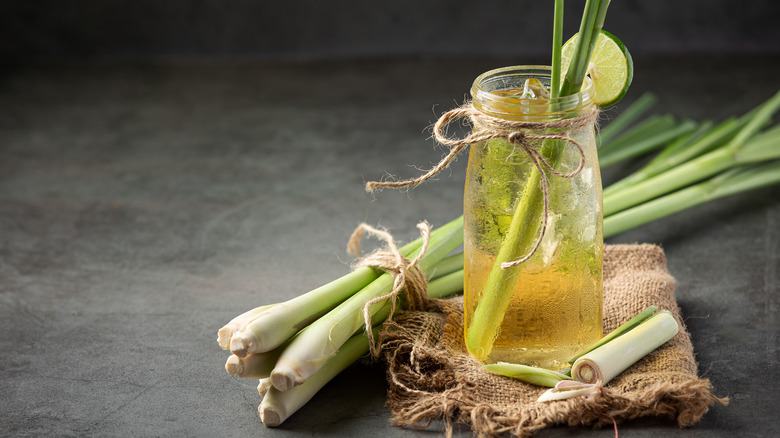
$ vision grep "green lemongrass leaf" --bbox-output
[706,160,780,198]
[728,89,780,150]
[603,122,711,196]
[550,0,564,98]
[598,92,657,146]
[560,0,610,97]
[568,305,658,363]
[603,146,731,216]
[652,120,716,161]
[484,362,571,388]
[628,117,736,182]
[426,269,464,299]
[599,119,697,168]
[598,114,675,153]
[604,161,780,237]
[428,252,464,280]
[736,124,780,163]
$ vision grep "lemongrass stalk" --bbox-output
[271,216,464,391]
[604,160,780,236]
[484,362,570,387]
[568,305,657,363]
[550,0,564,99]
[603,120,716,196]
[603,128,780,217]
[736,123,780,161]
[559,0,610,96]
[257,378,273,398]
[429,252,464,279]
[259,327,378,427]
[604,91,780,215]
[597,92,656,146]
[598,114,675,155]
[228,237,424,357]
[571,310,678,384]
[598,119,697,168]
[606,103,767,195]
[218,303,281,350]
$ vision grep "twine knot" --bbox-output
[347,221,432,357]
[365,103,598,268]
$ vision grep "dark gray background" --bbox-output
[2,0,779,61]
[1,2,779,438]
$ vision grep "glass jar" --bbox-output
[463,66,603,369]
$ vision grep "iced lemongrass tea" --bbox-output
[463,66,603,369]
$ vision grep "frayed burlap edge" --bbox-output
[379,244,728,437]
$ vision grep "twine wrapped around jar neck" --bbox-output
[365,103,599,268]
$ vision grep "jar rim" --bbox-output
[471,65,594,121]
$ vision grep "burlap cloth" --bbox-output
[379,244,727,437]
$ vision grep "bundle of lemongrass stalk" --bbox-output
[218,90,780,427]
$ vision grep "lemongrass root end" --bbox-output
[229,333,255,358]
[259,405,282,427]
[257,378,273,398]
[225,355,243,377]
[271,370,299,392]
[217,326,234,350]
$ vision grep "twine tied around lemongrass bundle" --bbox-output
[347,221,432,357]
[366,103,599,268]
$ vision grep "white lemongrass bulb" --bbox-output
[218,303,281,350]
[572,311,679,385]
[225,347,283,379]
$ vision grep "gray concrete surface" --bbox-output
[1,56,778,436]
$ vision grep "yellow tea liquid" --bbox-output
[463,242,602,369]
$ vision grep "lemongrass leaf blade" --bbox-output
[599,119,697,168]
[598,92,657,146]
[484,362,570,388]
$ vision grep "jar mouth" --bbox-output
[471,65,594,121]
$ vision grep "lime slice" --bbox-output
[561,30,633,107]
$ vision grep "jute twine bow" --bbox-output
[366,103,598,269]
[347,221,432,357]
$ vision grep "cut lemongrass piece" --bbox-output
[483,362,571,388]
[568,305,658,364]
[258,378,273,398]
[537,380,600,402]
[571,310,679,385]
